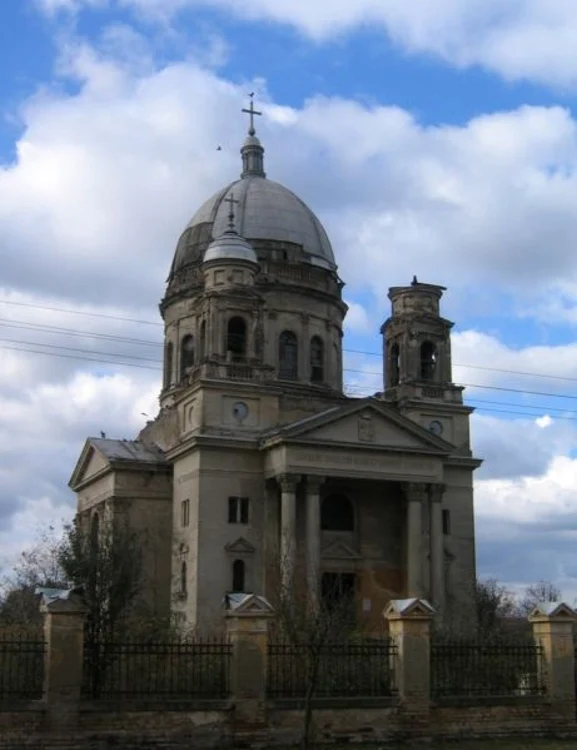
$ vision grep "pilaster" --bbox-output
[402,482,427,597]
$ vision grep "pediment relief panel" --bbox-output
[294,409,440,453]
[321,540,361,560]
[225,537,256,556]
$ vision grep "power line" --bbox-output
[0,319,162,348]
[0,337,161,364]
[0,299,162,327]
[1,343,162,371]
[4,298,577,388]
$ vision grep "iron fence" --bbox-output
[267,637,397,698]
[0,636,45,700]
[431,637,546,699]
[82,637,232,700]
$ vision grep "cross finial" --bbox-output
[242,93,262,136]
[224,192,240,231]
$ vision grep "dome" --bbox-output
[203,229,258,265]
[171,176,336,276]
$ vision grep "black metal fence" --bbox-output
[431,637,546,699]
[0,636,45,700]
[82,638,232,700]
[267,637,397,698]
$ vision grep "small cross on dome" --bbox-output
[224,192,240,231]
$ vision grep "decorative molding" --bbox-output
[321,540,361,560]
[278,473,301,493]
[225,537,256,556]
[402,481,428,503]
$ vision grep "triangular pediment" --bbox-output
[322,540,361,560]
[383,598,435,619]
[69,441,111,489]
[528,602,577,621]
[225,537,256,555]
[262,399,451,455]
[223,593,274,616]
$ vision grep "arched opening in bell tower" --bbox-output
[163,341,173,388]
[389,343,400,387]
[227,317,247,361]
[180,335,195,379]
[279,331,298,380]
[310,336,324,383]
[420,340,437,381]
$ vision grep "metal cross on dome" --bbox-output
[242,93,262,136]
[224,192,239,231]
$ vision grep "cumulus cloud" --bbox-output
[39,0,577,89]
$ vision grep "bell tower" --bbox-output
[381,277,474,452]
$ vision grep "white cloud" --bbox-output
[42,0,577,89]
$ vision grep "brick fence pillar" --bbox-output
[38,587,87,729]
[384,598,435,736]
[224,593,275,727]
[529,602,577,726]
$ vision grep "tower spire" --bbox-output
[240,94,266,179]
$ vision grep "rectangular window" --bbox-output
[442,509,451,535]
[228,496,250,524]
[181,499,190,527]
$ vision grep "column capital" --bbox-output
[278,473,301,493]
[306,475,325,493]
[402,481,428,502]
[429,483,446,503]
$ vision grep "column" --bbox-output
[279,474,300,596]
[305,475,324,608]
[403,482,427,598]
[39,588,87,729]
[529,603,577,724]
[429,484,445,616]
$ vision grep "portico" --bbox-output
[261,399,453,623]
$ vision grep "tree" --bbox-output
[475,578,518,636]
[58,516,143,643]
[0,526,67,631]
[518,580,561,617]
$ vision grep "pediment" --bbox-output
[383,598,435,619]
[264,400,451,455]
[225,537,256,555]
[321,540,361,560]
[69,442,110,489]
[528,602,577,621]
[223,593,274,616]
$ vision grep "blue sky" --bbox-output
[3,0,577,600]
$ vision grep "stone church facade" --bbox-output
[69,108,481,632]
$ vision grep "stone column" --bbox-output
[384,598,434,734]
[279,474,300,595]
[39,588,87,729]
[529,603,577,724]
[403,482,427,597]
[225,594,275,727]
[429,484,445,616]
[305,475,324,608]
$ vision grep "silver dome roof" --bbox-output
[203,229,258,265]
[171,176,336,274]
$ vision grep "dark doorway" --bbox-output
[321,572,356,609]
[232,559,245,592]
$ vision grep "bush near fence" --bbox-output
[81,637,232,700]
[267,636,397,698]
[430,636,546,699]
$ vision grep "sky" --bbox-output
[3,0,577,601]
